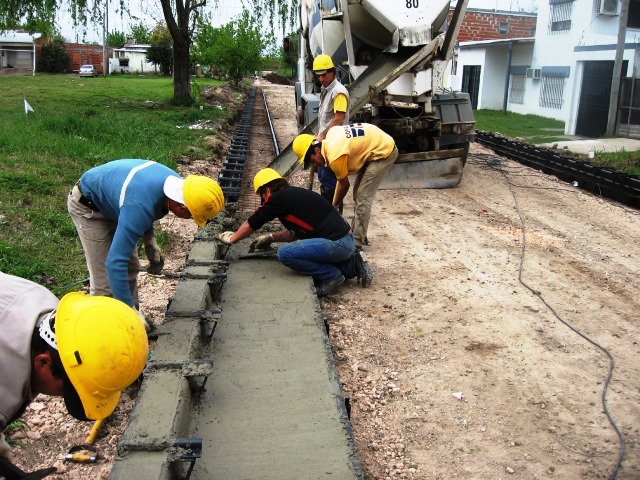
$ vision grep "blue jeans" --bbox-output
[277,233,355,282]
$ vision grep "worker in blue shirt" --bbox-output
[67,159,224,328]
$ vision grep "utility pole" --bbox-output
[103,0,109,76]
[606,0,630,136]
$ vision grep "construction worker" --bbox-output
[217,168,372,296]
[293,123,398,250]
[308,54,350,213]
[67,159,224,327]
[0,272,148,462]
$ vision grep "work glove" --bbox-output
[134,308,151,333]
[217,231,234,245]
[143,237,164,275]
[0,433,12,461]
[249,233,274,253]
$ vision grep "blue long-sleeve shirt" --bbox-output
[78,159,180,306]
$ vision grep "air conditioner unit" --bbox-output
[597,0,619,15]
[526,68,541,80]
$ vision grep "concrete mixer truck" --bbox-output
[281,0,475,189]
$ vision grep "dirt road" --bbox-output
[322,147,640,479]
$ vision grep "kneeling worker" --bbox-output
[217,168,372,295]
[0,272,149,462]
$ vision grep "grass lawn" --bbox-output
[0,73,236,295]
[474,109,567,143]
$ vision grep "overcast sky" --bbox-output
[57,0,538,44]
[57,0,246,43]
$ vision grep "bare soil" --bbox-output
[9,79,640,480]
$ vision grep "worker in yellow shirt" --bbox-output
[293,122,398,250]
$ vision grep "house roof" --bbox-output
[458,37,535,49]
[113,44,151,53]
[0,30,41,45]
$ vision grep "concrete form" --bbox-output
[110,233,362,479]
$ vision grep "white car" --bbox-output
[79,65,98,77]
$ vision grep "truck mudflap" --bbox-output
[379,147,467,189]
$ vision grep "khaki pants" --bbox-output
[351,146,398,247]
[67,185,140,307]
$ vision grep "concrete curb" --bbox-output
[110,235,363,479]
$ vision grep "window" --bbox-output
[509,74,526,104]
[499,22,509,34]
[540,76,565,109]
[628,0,640,28]
[548,0,574,33]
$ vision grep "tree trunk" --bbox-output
[159,0,193,101]
[172,35,191,100]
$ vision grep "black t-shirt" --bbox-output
[248,186,350,240]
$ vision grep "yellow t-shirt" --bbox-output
[333,93,348,114]
[322,123,395,180]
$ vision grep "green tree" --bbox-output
[130,22,151,44]
[146,22,172,75]
[21,18,56,37]
[38,36,70,73]
[193,10,265,85]
[0,0,297,100]
[281,32,297,77]
[108,30,126,48]
[191,14,221,75]
[146,43,172,74]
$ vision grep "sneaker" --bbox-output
[354,250,373,287]
[316,274,345,297]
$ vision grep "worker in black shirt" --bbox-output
[218,168,372,296]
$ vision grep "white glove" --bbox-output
[134,308,150,332]
[217,231,235,245]
[249,234,274,252]
[143,237,164,274]
[0,432,12,461]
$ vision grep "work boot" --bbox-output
[315,274,345,297]
[354,250,373,287]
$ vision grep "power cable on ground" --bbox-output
[478,153,626,480]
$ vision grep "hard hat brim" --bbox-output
[49,350,90,421]
[314,69,328,75]
[303,151,313,170]
[63,375,93,420]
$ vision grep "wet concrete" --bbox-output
[192,255,361,479]
[110,236,362,480]
[540,137,640,155]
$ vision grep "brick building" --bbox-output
[451,8,537,42]
[35,36,110,74]
[65,43,109,74]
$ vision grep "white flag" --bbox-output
[24,99,34,114]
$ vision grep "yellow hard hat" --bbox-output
[55,292,149,421]
[183,175,225,227]
[253,168,283,193]
[293,134,316,170]
[313,54,334,73]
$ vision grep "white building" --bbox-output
[111,41,157,74]
[450,0,640,137]
[0,31,41,74]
